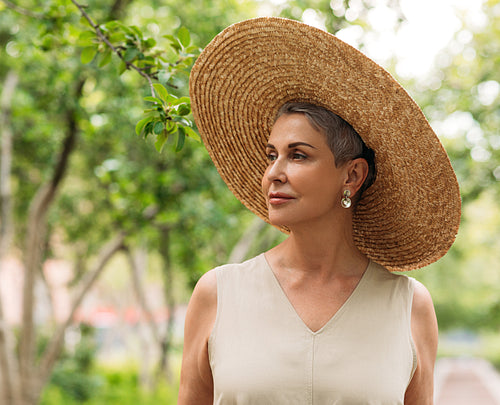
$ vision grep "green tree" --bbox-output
[414,0,500,204]
[408,0,500,333]
[0,0,255,403]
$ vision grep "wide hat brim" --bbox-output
[189,17,461,271]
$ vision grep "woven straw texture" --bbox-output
[189,17,461,271]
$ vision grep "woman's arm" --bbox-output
[404,280,438,405]
[178,270,217,405]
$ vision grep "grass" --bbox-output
[40,362,180,405]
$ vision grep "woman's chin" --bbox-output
[267,215,287,228]
[267,214,296,229]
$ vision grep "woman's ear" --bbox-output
[344,158,369,197]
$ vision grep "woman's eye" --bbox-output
[291,152,307,160]
[266,153,277,162]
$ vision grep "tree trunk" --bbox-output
[125,246,161,389]
[3,0,139,401]
[125,246,162,344]
[157,226,175,382]
[0,70,22,405]
[0,71,17,259]
[19,78,84,405]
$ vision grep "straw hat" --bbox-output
[189,17,461,271]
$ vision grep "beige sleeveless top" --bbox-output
[209,254,417,405]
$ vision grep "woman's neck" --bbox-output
[267,217,368,280]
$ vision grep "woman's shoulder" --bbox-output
[187,269,218,317]
[192,254,266,301]
[368,260,414,290]
[369,261,435,322]
[193,269,217,299]
[410,279,436,321]
[211,253,266,279]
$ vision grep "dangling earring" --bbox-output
[341,190,351,208]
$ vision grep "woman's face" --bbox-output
[262,113,347,229]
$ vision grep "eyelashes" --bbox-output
[265,150,308,163]
[266,153,277,163]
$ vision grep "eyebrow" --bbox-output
[266,142,318,150]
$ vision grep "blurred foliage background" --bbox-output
[0,0,499,403]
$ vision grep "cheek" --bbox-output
[261,168,270,193]
[302,172,342,202]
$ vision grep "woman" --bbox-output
[179,17,461,404]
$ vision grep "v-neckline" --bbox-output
[261,253,372,335]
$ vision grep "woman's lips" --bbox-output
[268,192,295,205]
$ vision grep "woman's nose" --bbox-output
[266,158,287,183]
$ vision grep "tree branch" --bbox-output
[37,203,158,387]
[228,217,267,263]
[70,0,155,97]
[0,0,44,19]
[108,0,132,21]
[37,231,126,390]
[123,246,162,345]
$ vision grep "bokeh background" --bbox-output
[0,0,499,403]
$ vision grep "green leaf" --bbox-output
[163,34,181,51]
[98,49,112,67]
[130,25,143,39]
[166,94,179,104]
[144,96,163,104]
[78,31,96,47]
[121,25,135,36]
[176,126,186,152]
[144,121,155,137]
[145,38,156,49]
[103,20,120,30]
[185,45,200,54]
[80,16,92,28]
[158,70,172,86]
[177,104,191,116]
[184,126,201,142]
[153,121,164,135]
[118,61,127,74]
[109,32,126,43]
[153,83,169,102]
[135,116,154,136]
[81,46,97,64]
[177,27,191,48]
[166,120,176,132]
[163,45,180,63]
[173,115,190,126]
[123,47,140,62]
[170,96,190,106]
[140,56,155,65]
[181,57,194,67]
[155,131,168,152]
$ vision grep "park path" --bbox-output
[435,357,500,405]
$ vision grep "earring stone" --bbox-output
[341,189,351,208]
